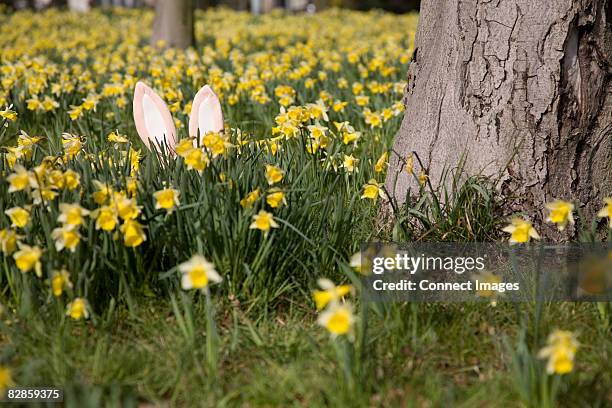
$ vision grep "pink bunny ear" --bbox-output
[189,85,224,143]
[133,82,177,153]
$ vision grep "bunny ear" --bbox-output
[133,82,177,153]
[189,85,224,143]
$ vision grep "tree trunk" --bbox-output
[385,0,612,224]
[151,0,194,49]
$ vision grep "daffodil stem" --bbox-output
[334,337,354,391]
[204,288,219,377]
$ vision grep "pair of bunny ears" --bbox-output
[132,82,224,153]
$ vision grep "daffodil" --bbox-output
[364,109,382,128]
[342,154,358,173]
[52,225,81,252]
[120,219,146,247]
[342,130,360,145]
[113,193,140,221]
[93,205,118,231]
[183,147,208,173]
[66,297,89,320]
[92,180,113,205]
[545,200,575,231]
[307,123,328,140]
[317,302,354,337]
[349,252,362,274]
[404,154,414,175]
[502,218,540,244]
[176,138,196,156]
[266,189,287,208]
[538,329,579,375]
[361,179,385,201]
[0,107,17,121]
[240,188,261,209]
[50,269,72,297]
[7,164,32,193]
[0,365,14,398]
[418,170,428,186]
[265,164,284,185]
[62,133,83,160]
[312,278,352,310]
[0,229,19,255]
[5,206,30,228]
[178,254,222,290]
[306,100,329,122]
[13,243,43,277]
[597,197,612,227]
[154,188,180,212]
[473,272,502,298]
[202,132,230,157]
[57,203,89,226]
[249,210,279,233]
[374,151,388,173]
[107,131,129,144]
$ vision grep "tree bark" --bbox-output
[386,0,612,224]
[151,0,194,49]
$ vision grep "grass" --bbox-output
[0,6,610,407]
[4,298,611,407]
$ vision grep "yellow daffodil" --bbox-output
[312,278,352,310]
[249,210,279,233]
[0,107,17,121]
[154,188,180,212]
[361,179,385,201]
[538,329,579,375]
[342,154,358,173]
[317,302,354,337]
[418,170,428,186]
[473,272,502,298]
[113,193,140,221]
[7,164,32,193]
[178,254,222,290]
[5,206,30,229]
[92,180,113,205]
[364,109,382,128]
[62,133,83,160]
[202,132,230,157]
[240,188,261,209]
[50,269,72,297]
[405,154,414,175]
[342,130,360,145]
[52,225,81,252]
[349,252,362,274]
[355,95,369,106]
[265,164,284,185]
[502,218,540,244]
[266,189,287,209]
[66,297,89,320]
[13,243,43,277]
[93,205,118,231]
[545,200,575,231]
[107,131,129,144]
[126,177,138,197]
[120,219,146,247]
[307,123,328,140]
[0,365,14,398]
[374,151,388,173]
[306,100,329,122]
[183,148,208,173]
[57,203,89,226]
[62,169,80,190]
[0,229,20,255]
[597,197,612,227]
